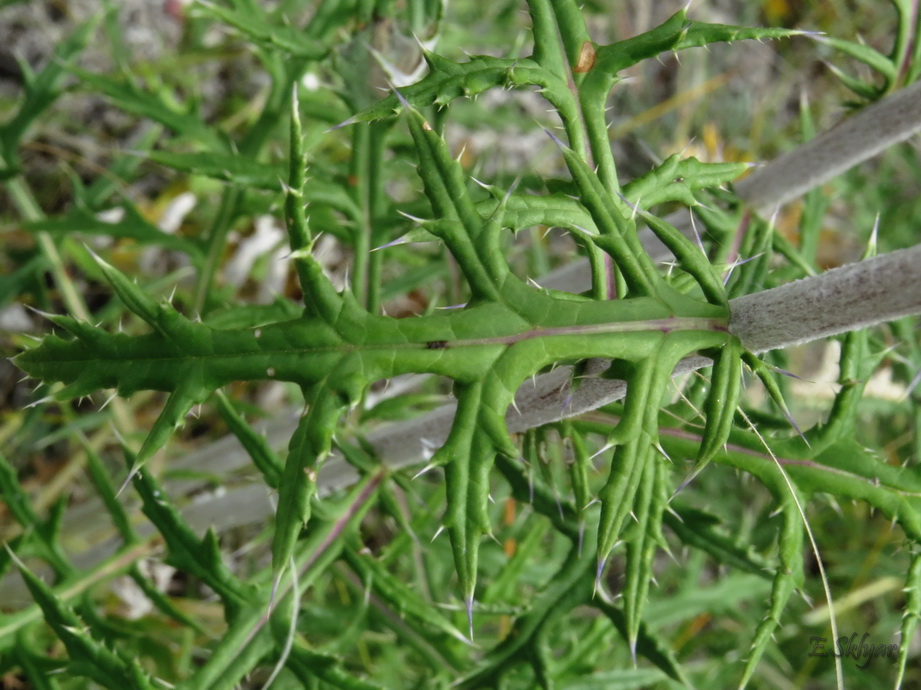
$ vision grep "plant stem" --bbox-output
[737,78,921,214]
[730,244,921,353]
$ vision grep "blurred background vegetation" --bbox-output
[1,1,919,688]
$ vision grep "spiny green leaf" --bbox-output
[590,10,691,85]
[583,10,802,113]
[12,556,155,689]
[896,551,921,688]
[677,20,805,52]
[285,88,346,321]
[640,210,728,307]
[596,437,652,580]
[477,190,597,236]
[125,448,254,611]
[552,135,659,296]
[402,103,505,301]
[739,503,803,688]
[695,336,743,471]
[351,55,537,123]
[286,84,310,252]
[133,377,210,468]
[438,381,492,629]
[83,446,135,544]
[823,61,886,101]
[742,352,805,440]
[15,287,727,403]
[622,457,659,660]
[595,330,733,575]
[87,249,193,340]
[271,385,345,576]
[817,35,897,84]
[623,156,753,210]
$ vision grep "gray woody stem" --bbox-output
[737,79,921,214]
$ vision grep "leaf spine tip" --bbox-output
[327,115,358,132]
[594,558,606,598]
[412,462,438,480]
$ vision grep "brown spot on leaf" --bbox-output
[574,41,596,73]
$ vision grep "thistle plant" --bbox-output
[3,1,921,688]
